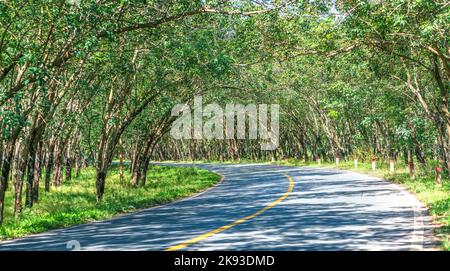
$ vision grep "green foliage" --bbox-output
[0,0,448,250]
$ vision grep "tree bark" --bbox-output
[32,142,42,203]
[0,144,15,225]
[44,142,55,192]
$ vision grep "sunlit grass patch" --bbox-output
[0,165,220,240]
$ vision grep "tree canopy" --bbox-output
[0,0,448,227]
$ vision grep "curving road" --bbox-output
[0,163,436,251]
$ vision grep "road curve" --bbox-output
[0,163,436,251]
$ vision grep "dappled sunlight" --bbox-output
[0,166,220,240]
[0,164,436,251]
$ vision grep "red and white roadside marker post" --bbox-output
[335,155,340,165]
[435,167,442,185]
[389,160,395,173]
[317,156,321,165]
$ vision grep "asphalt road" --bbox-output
[0,163,436,251]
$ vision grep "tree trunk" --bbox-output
[52,144,63,187]
[96,169,107,202]
[408,122,426,165]
[119,139,125,184]
[65,157,72,181]
[0,144,15,225]
[13,154,26,217]
[25,140,38,208]
[45,143,55,192]
[407,148,415,179]
[32,142,42,203]
[75,153,81,178]
[95,136,119,201]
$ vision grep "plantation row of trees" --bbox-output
[153,0,449,169]
[0,0,448,226]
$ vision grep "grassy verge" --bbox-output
[0,165,221,240]
[273,158,450,251]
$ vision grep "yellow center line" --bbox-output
[165,173,294,251]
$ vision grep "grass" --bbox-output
[0,165,221,240]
